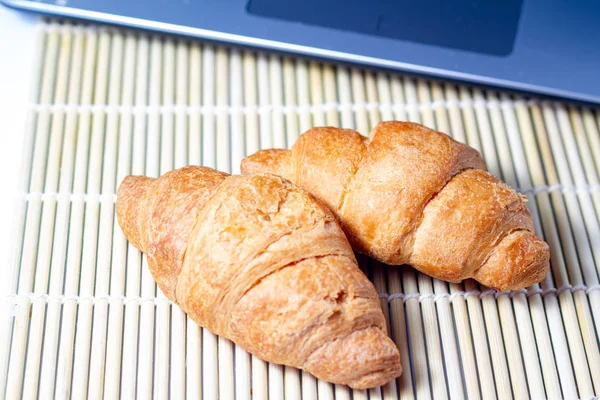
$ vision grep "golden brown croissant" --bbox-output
[242,121,550,291]
[116,166,401,389]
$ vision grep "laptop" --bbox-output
[2,0,599,104]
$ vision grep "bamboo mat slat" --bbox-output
[1,21,600,400]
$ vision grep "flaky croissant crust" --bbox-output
[116,166,401,389]
[242,121,550,290]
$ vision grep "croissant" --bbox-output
[242,121,550,291]
[116,166,401,389]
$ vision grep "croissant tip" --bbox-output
[476,230,550,291]
[239,153,262,175]
[241,148,292,180]
[116,175,154,251]
[347,365,403,390]
[305,326,401,389]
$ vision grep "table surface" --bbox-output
[0,6,38,298]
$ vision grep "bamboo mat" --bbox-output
[1,20,600,400]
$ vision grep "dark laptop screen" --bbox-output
[247,0,524,56]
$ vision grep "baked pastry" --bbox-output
[242,121,550,290]
[116,166,402,389]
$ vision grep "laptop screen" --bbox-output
[247,0,524,56]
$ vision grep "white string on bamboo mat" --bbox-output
[8,283,600,306]
[32,98,547,115]
[23,192,117,202]
[21,182,600,205]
